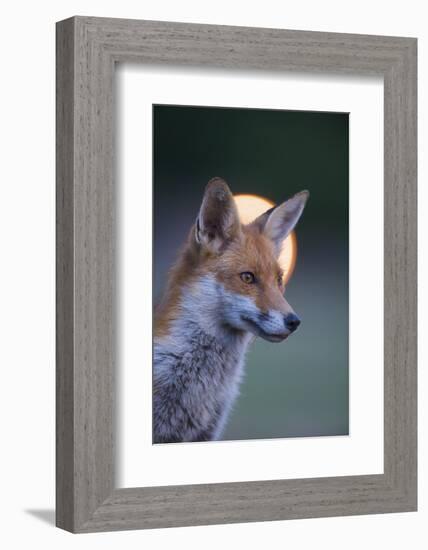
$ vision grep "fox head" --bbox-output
[189,177,309,343]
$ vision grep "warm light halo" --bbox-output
[234,194,297,285]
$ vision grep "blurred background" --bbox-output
[153,104,349,440]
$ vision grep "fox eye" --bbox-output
[240,271,256,284]
[277,274,284,287]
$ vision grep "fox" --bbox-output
[153,177,309,443]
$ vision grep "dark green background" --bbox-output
[153,104,349,440]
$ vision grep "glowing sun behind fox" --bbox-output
[234,194,297,284]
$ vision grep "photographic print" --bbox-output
[56,18,417,531]
[153,104,349,444]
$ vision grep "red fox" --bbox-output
[153,178,309,443]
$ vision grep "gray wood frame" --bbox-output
[56,16,417,533]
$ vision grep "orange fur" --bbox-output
[154,223,286,337]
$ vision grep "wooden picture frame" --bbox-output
[56,16,417,533]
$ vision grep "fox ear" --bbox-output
[195,178,241,253]
[255,191,309,253]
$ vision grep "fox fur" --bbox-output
[153,178,308,443]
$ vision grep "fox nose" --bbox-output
[284,313,301,333]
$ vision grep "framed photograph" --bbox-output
[56,16,417,532]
